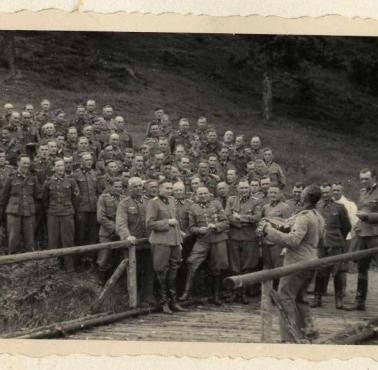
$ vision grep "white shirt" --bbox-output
[335,195,358,240]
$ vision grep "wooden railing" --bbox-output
[223,246,378,344]
[0,238,149,309]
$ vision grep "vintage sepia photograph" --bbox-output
[0,31,377,345]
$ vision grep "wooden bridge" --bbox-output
[69,271,378,343]
[1,240,378,344]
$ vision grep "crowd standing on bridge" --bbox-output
[0,99,377,341]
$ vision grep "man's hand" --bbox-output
[233,212,241,221]
[207,223,216,230]
[126,235,136,244]
[168,218,178,226]
[198,226,208,234]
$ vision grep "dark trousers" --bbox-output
[151,243,182,304]
[228,239,259,274]
[48,214,75,271]
[187,240,229,276]
[75,212,99,246]
[35,200,47,249]
[351,235,378,302]
[314,246,347,298]
[262,243,284,290]
[278,269,315,343]
[7,214,35,254]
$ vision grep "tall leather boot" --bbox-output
[240,287,250,305]
[179,268,195,302]
[344,275,367,311]
[212,275,222,306]
[156,271,172,314]
[310,294,322,308]
[168,270,187,312]
[334,273,344,309]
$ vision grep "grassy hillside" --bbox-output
[1,32,377,200]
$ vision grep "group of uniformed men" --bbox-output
[0,99,378,339]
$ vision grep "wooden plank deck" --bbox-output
[70,271,378,343]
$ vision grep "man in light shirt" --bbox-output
[332,182,358,243]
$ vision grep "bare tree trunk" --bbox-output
[0,32,16,76]
[262,71,273,121]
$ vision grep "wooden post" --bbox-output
[126,245,137,308]
[260,279,273,342]
[91,259,128,313]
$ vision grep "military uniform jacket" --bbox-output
[265,161,286,188]
[169,130,193,151]
[116,195,148,240]
[42,175,79,216]
[97,192,124,239]
[266,208,325,265]
[1,171,39,216]
[0,165,15,194]
[73,168,99,212]
[0,139,22,166]
[262,200,292,245]
[317,199,351,248]
[225,195,262,241]
[175,198,193,233]
[188,199,229,243]
[286,198,303,216]
[146,196,183,246]
[355,184,378,237]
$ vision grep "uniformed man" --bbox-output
[172,181,193,260]
[180,187,229,305]
[64,155,74,177]
[195,116,209,146]
[85,99,98,124]
[116,177,155,306]
[0,103,14,127]
[54,111,69,137]
[202,130,222,158]
[261,184,292,289]
[215,181,229,209]
[144,179,159,199]
[222,130,235,152]
[97,160,120,194]
[208,154,223,182]
[0,128,22,167]
[196,160,218,195]
[129,154,146,179]
[250,178,264,200]
[345,168,378,311]
[82,125,101,158]
[286,182,305,215]
[145,180,186,314]
[259,184,325,343]
[310,183,351,309]
[64,127,79,156]
[96,177,124,283]
[102,105,117,136]
[40,122,56,143]
[0,151,15,250]
[36,99,52,125]
[73,152,99,249]
[169,118,193,152]
[1,155,39,254]
[231,135,249,176]
[187,134,202,169]
[225,180,262,303]
[73,136,96,167]
[114,115,133,150]
[263,147,286,189]
[247,136,264,162]
[42,159,79,271]
[225,168,239,196]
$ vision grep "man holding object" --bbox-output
[257,184,325,343]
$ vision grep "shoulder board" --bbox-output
[152,196,159,200]
[298,209,310,215]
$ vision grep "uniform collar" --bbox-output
[159,195,169,204]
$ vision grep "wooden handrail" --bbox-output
[0,238,149,266]
[224,246,378,290]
